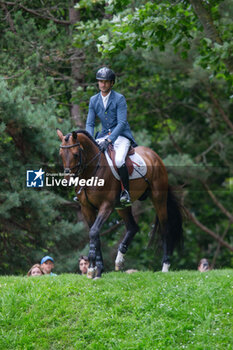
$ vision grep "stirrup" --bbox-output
[120,190,132,206]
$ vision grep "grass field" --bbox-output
[0,270,232,350]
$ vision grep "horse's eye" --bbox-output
[74,153,79,158]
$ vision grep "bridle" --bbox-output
[59,141,101,177]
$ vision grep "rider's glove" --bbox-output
[99,139,111,152]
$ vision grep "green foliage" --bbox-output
[74,0,233,86]
[0,0,232,275]
[0,1,99,275]
[0,271,232,349]
[0,79,87,275]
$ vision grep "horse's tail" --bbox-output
[166,185,184,254]
[147,186,184,252]
[147,215,160,248]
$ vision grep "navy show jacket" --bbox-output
[86,90,137,146]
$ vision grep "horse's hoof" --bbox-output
[93,276,101,280]
[115,264,121,271]
[115,251,125,271]
[162,263,170,272]
[87,267,97,279]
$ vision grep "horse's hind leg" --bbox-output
[150,195,172,272]
[115,207,139,271]
[161,221,172,272]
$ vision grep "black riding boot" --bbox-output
[118,164,131,206]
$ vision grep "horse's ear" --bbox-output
[56,128,64,141]
[72,131,77,140]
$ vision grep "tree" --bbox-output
[0,0,90,274]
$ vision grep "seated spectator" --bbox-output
[27,264,44,277]
[198,258,210,272]
[41,256,57,276]
[78,255,89,275]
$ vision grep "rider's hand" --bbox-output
[99,139,111,152]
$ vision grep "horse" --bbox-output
[57,129,183,278]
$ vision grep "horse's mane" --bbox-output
[65,129,100,149]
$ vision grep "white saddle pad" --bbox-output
[105,150,147,180]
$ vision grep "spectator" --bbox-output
[27,264,44,277]
[198,258,210,272]
[41,256,57,276]
[78,255,89,275]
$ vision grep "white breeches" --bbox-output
[97,135,131,168]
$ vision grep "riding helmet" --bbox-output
[96,67,115,83]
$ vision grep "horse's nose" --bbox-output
[64,168,71,175]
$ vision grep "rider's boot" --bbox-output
[118,164,132,207]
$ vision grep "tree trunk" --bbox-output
[189,0,233,72]
[69,1,85,128]
[189,0,222,44]
[206,86,233,132]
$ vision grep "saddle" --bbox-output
[107,144,136,175]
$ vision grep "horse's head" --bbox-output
[57,129,84,177]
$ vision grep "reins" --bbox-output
[59,141,101,177]
[60,140,102,211]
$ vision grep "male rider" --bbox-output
[86,67,137,206]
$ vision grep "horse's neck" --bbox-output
[82,138,99,161]
[81,136,108,177]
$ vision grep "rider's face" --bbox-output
[98,80,113,95]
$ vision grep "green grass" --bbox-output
[0,270,232,350]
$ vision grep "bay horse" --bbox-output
[57,129,183,278]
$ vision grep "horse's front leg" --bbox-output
[88,205,112,279]
[115,207,139,271]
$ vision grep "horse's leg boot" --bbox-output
[162,263,170,272]
[87,266,97,279]
[115,250,125,271]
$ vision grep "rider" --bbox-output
[86,67,137,206]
